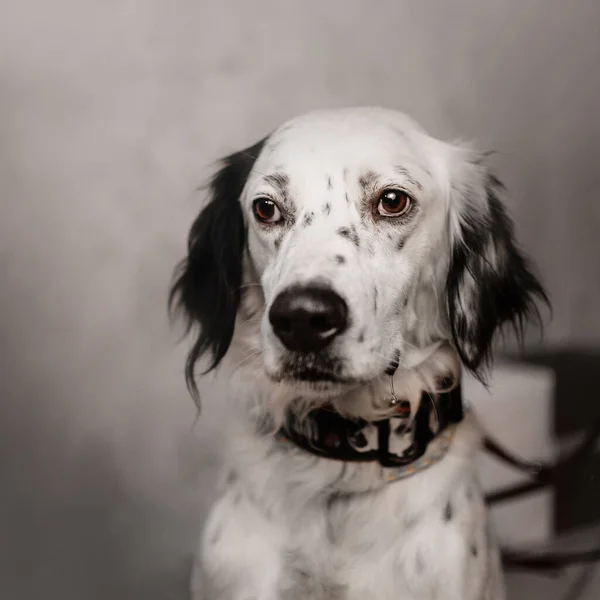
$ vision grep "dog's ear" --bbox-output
[169,138,267,397]
[446,166,549,379]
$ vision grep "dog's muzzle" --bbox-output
[269,284,349,353]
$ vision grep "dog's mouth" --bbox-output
[266,349,400,390]
[283,368,368,386]
[265,362,367,393]
[267,367,363,387]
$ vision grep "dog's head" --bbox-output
[170,107,548,403]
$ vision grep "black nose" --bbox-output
[269,285,349,353]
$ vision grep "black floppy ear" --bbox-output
[169,138,266,397]
[446,174,549,379]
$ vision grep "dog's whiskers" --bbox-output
[238,315,263,327]
[231,351,261,374]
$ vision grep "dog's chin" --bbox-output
[265,368,366,398]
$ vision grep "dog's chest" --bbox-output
[290,489,482,599]
[199,420,503,600]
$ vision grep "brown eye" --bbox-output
[252,197,282,224]
[377,189,412,217]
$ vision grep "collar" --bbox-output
[276,386,463,482]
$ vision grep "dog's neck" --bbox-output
[275,384,463,481]
[229,342,463,482]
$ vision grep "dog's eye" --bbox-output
[377,189,412,217]
[252,197,282,224]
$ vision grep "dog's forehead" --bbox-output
[256,108,432,178]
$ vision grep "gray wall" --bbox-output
[1,1,598,598]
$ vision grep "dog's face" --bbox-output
[170,107,547,401]
[246,110,457,388]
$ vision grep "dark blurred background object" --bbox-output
[518,348,600,533]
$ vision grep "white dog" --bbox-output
[170,107,547,600]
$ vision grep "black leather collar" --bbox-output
[277,386,463,469]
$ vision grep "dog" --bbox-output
[169,107,548,600]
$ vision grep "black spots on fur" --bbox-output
[384,349,401,376]
[394,293,409,315]
[322,202,332,216]
[391,292,409,317]
[168,137,268,403]
[444,500,454,522]
[446,175,549,380]
[226,470,238,486]
[358,170,377,192]
[280,551,345,600]
[302,211,315,227]
[470,543,479,557]
[326,176,333,190]
[384,231,408,253]
[338,225,360,247]
[344,192,350,205]
[335,254,346,265]
[373,288,378,312]
[274,235,282,250]
[394,166,423,191]
[357,329,365,343]
[264,172,289,193]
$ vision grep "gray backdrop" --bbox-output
[1,1,599,598]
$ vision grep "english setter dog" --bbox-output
[170,107,548,600]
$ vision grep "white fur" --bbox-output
[189,107,506,600]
